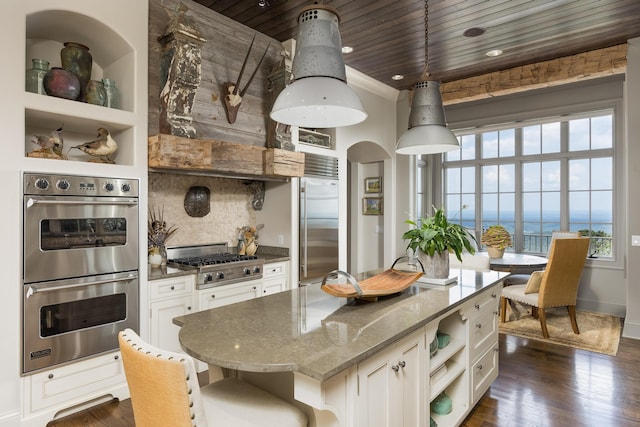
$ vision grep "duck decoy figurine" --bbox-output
[32,125,64,157]
[69,127,117,163]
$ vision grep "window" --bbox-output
[443,111,614,258]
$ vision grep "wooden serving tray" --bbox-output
[321,269,423,300]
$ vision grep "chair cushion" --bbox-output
[524,270,545,294]
[502,284,539,306]
[201,378,308,427]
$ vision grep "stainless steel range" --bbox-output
[167,243,264,289]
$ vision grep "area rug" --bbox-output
[499,304,622,356]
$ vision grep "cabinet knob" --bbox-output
[477,364,483,370]
[491,292,497,298]
[48,373,54,379]
[187,306,192,311]
[476,323,482,329]
[391,364,399,372]
[211,294,216,299]
[114,355,119,360]
[398,360,406,368]
[474,303,480,310]
[493,310,499,315]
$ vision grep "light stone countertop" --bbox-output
[174,268,508,381]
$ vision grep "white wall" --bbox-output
[624,38,640,338]
[339,68,399,271]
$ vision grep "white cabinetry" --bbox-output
[22,351,127,426]
[324,283,502,427]
[262,260,290,296]
[429,285,501,426]
[468,288,500,405]
[149,275,195,354]
[356,328,426,427]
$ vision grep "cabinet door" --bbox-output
[397,333,425,426]
[198,281,260,310]
[262,276,288,296]
[150,295,194,353]
[356,345,396,427]
[357,329,425,427]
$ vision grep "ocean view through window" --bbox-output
[442,110,614,259]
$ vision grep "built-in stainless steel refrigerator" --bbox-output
[299,154,339,285]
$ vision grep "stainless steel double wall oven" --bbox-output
[22,173,139,373]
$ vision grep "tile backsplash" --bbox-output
[148,173,257,248]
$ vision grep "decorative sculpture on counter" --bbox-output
[223,34,270,124]
[68,127,117,163]
[238,224,263,256]
[30,125,64,159]
[158,2,206,138]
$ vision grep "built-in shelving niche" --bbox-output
[24,10,136,166]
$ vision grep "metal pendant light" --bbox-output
[270,4,367,128]
[396,0,459,155]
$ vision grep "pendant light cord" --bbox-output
[422,0,430,79]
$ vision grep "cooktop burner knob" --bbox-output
[204,273,213,283]
[243,267,251,275]
[216,272,225,280]
[121,183,131,193]
[253,266,261,274]
[104,182,115,192]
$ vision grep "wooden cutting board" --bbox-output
[321,269,423,300]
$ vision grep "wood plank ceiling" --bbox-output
[194,0,640,91]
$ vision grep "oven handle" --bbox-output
[26,274,137,298]
[25,198,138,208]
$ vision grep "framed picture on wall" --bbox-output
[363,197,383,215]
[364,176,382,194]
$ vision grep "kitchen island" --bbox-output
[174,268,508,426]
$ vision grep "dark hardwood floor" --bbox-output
[48,334,640,427]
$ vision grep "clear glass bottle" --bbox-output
[25,58,50,94]
[102,78,120,109]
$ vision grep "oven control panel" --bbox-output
[24,173,139,197]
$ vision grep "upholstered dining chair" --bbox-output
[500,237,590,338]
[118,329,308,427]
[502,230,582,287]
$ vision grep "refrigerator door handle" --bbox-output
[301,184,307,278]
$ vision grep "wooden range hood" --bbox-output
[148,134,305,181]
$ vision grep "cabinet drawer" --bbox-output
[27,351,126,413]
[472,345,499,404]
[470,307,499,361]
[263,261,288,279]
[149,275,194,301]
[471,288,500,315]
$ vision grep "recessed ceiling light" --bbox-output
[463,27,485,37]
[342,46,353,54]
[486,49,503,57]
[391,74,404,81]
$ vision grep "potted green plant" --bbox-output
[402,207,477,280]
[481,225,512,258]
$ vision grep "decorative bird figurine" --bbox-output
[70,127,117,163]
[32,125,64,157]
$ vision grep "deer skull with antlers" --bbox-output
[223,34,270,124]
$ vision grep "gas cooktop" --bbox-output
[166,244,264,289]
